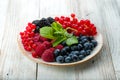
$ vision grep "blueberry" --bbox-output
[64,46,70,52]
[38,18,51,27]
[60,48,67,55]
[68,53,73,58]
[86,50,91,55]
[80,36,88,40]
[47,17,55,24]
[65,56,72,63]
[56,56,64,63]
[72,51,80,56]
[79,50,86,56]
[34,26,40,33]
[64,55,68,58]
[32,20,40,26]
[91,40,97,47]
[77,44,83,50]
[88,36,94,41]
[61,41,66,46]
[84,42,91,50]
[79,55,84,60]
[81,39,88,44]
[89,43,94,50]
[72,54,79,62]
[71,45,78,51]
[54,49,60,57]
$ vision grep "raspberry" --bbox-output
[39,36,48,42]
[55,44,63,50]
[35,44,46,57]
[41,48,55,62]
[43,41,52,49]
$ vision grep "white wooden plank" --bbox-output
[0,0,39,79]
[94,0,120,79]
[69,0,116,79]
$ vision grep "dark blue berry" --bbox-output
[89,43,94,50]
[56,56,64,63]
[47,17,55,24]
[71,51,80,56]
[60,48,67,55]
[61,41,66,46]
[80,36,88,40]
[34,26,40,33]
[79,50,86,56]
[54,49,60,57]
[71,45,78,51]
[88,36,94,41]
[86,50,91,55]
[72,54,79,62]
[79,55,84,60]
[91,40,97,47]
[64,46,70,52]
[65,56,72,63]
[77,44,83,50]
[81,39,88,44]
[84,42,91,50]
[32,20,40,26]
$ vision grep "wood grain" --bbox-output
[0,0,120,79]
[0,0,39,79]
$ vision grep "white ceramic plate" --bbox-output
[17,33,103,66]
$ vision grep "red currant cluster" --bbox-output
[20,23,37,51]
[54,13,97,36]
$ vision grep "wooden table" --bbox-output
[0,0,120,80]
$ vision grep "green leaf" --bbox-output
[64,31,73,37]
[40,27,55,39]
[53,37,67,47]
[66,36,78,46]
[51,22,63,31]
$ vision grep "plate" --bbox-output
[17,33,103,66]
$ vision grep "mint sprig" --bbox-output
[40,22,78,47]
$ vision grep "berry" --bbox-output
[79,50,86,56]
[38,18,51,27]
[61,41,66,46]
[41,48,55,62]
[79,55,84,60]
[55,44,64,50]
[32,20,40,26]
[35,44,46,57]
[60,48,67,55]
[43,41,52,49]
[55,17,59,21]
[86,50,91,55]
[63,46,70,52]
[72,54,79,62]
[83,42,91,50]
[71,13,75,18]
[56,56,64,63]
[71,45,78,51]
[91,40,97,47]
[32,52,38,58]
[77,44,83,50]
[65,56,72,63]
[47,17,55,24]
[54,49,60,57]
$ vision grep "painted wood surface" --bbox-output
[0,0,120,80]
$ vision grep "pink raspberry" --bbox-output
[35,44,46,57]
[43,41,52,49]
[55,44,63,50]
[41,48,55,62]
[39,36,48,42]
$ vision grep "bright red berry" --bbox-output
[71,13,75,18]
[32,52,38,58]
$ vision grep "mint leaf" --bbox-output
[40,27,55,39]
[66,36,78,46]
[51,22,63,31]
[53,37,66,47]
